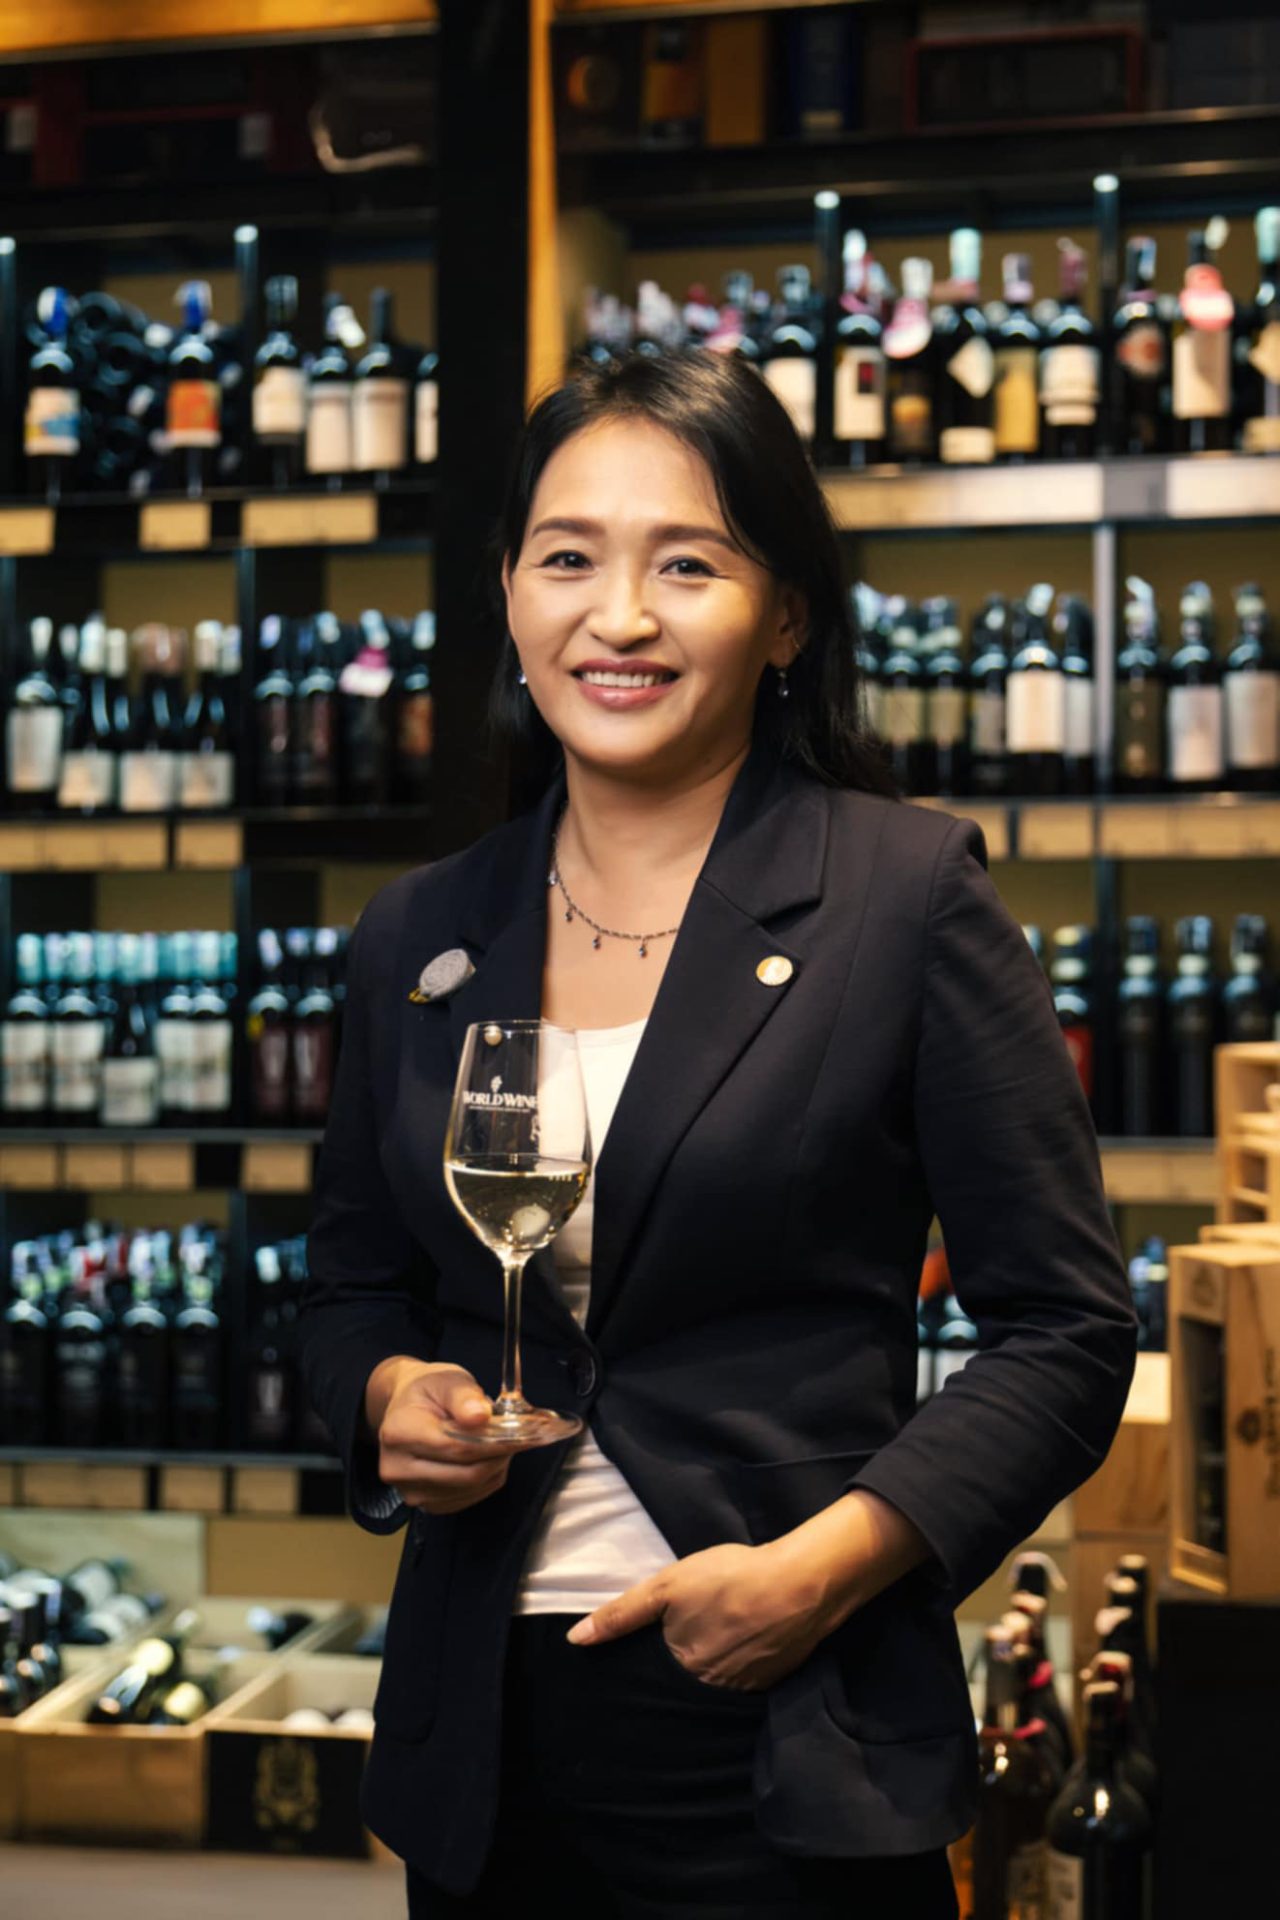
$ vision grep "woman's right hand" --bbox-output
[363,1358,525,1515]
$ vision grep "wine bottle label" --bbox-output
[25,386,81,457]
[882,687,924,745]
[1173,329,1230,420]
[58,748,114,811]
[1116,685,1164,780]
[1225,670,1280,770]
[167,379,222,448]
[6,708,62,792]
[1046,1847,1082,1920]
[292,1025,334,1118]
[883,304,931,360]
[351,376,409,471]
[1242,415,1280,453]
[1116,320,1167,379]
[1006,1839,1048,1918]
[253,366,306,440]
[1248,319,1280,384]
[1168,684,1225,782]
[119,750,177,812]
[178,750,234,810]
[397,691,435,763]
[155,1018,193,1111]
[339,656,395,699]
[1040,345,1100,427]
[1,1023,49,1110]
[415,376,439,463]
[51,1021,106,1110]
[833,346,886,441]
[1064,678,1094,757]
[1006,670,1066,753]
[306,385,353,474]
[929,687,967,746]
[888,387,932,456]
[1179,265,1234,332]
[939,425,995,465]
[763,358,817,442]
[1062,1021,1094,1095]
[101,1057,161,1128]
[945,334,995,399]
[993,347,1039,454]
[189,1021,233,1113]
[250,1023,291,1117]
[970,688,1005,756]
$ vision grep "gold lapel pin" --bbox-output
[409,948,476,1004]
[756,955,794,988]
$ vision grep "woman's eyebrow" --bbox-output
[528,515,739,552]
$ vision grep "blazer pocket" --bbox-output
[734,1449,970,1745]
[372,1509,455,1741]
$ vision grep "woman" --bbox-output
[301,350,1137,1918]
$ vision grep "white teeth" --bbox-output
[579,670,672,688]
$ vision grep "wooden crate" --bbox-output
[0,1646,117,1840]
[1168,1241,1280,1600]
[176,1594,357,1661]
[16,1647,271,1845]
[1215,1042,1280,1224]
[204,1653,383,1859]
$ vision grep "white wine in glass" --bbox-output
[442,1019,591,1445]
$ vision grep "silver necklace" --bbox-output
[548,808,682,959]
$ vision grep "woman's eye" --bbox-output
[664,557,712,577]
[541,550,589,569]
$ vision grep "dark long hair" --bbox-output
[487,348,897,799]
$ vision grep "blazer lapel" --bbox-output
[424,744,830,1343]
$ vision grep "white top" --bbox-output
[513,1015,677,1615]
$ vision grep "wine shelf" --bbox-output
[821,455,1280,536]
[0,806,433,871]
[1096,1140,1217,1208]
[912,794,1280,862]
[0,1129,324,1194]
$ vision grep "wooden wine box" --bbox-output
[1167,1241,1280,1601]
[204,1652,387,1860]
[1214,1042,1280,1226]
[0,1645,120,1839]
[15,1646,272,1845]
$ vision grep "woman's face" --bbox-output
[502,417,804,785]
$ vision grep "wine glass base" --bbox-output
[441,1406,584,1448]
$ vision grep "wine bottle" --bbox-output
[306,294,361,482]
[352,287,409,475]
[1172,231,1234,455]
[245,1244,295,1450]
[115,1249,170,1450]
[1006,586,1065,796]
[935,227,995,466]
[832,230,885,467]
[7,618,63,814]
[968,596,1011,799]
[155,931,194,1124]
[415,345,439,467]
[1045,1682,1151,1920]
[50,931,106,1124]
[761,264,818,445]
[1223,583,1279,791]
[884,259,936,464]
[1168,915,1218,1137]
[253,615,295,806]
[166,281,221,497]
[57,617,116,814]
[0,1248,50,1445]
[1112,237,1169,457]
[1167,581,1224,793]
[53,1267,109,1448]
[932,1289,978,1388]
[87,1608,200,1725]
[253,275,305,490]
[1056,595,1096,795]
[1050,926,1096,1115]
[170,1252,223,1450]
[394,611,435,803]
[119,625,180,815]
[289,927,336,1123]
[339,610,395,805]
[179,621,234,811]
[2,935,50,1123]
[973,1624,1056,1920]
[1223,914,1275,1043]
[1125,1246,1170,1358]
[1040,240,1100,460]
[247,928,292,1123]
[920,597,968,797]
[25,288,81,503]
[1116,917,1165,1138]
[1241,207,1280,455]
[293,614,341,803]
[1114,581,1166,794]
[100,931,161,1130]
[993,254,1041,462]
[187,931,233,1119]
[878,603,926,795]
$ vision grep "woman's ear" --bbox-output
[500,554,514,626]
[767,585,808,670]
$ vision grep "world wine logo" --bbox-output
[462,1075,538,1112]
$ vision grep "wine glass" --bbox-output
[441,1019,591,1445]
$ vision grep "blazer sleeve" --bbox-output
[846,816,1138,1602]
[300,894,441,1536]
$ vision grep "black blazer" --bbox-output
[301,739,1137,1895]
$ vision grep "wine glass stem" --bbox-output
[493,1251,530,1417]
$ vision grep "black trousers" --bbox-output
[406,1613,960,1920]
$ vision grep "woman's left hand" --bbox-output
[564,1488,934,1692]
[564,1537,845,1692]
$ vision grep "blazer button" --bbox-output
[568,1352,597,1396]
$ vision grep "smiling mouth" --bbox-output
[573,668,679,688]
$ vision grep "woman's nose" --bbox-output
[587,568,660,644]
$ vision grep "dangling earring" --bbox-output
[517,669,528,686]
[776,665,789,699]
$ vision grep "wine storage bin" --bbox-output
[1215,1042,1280,1225]
[204,1653,383,1859]
[1168,1241,1280,1600]
[0,1645,121,1840]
